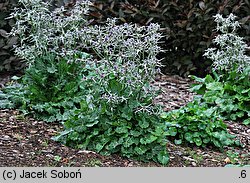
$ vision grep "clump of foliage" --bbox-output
[161,98,239,149]
[1,0,169,165]
[0,77,27,109]
[21,53,91,122]
[191,71,250,125]
[191,14,250,125]
[160,13,249,149]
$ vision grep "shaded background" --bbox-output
[0,0,249,76]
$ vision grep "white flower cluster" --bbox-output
[204,13,250,73]
[9,0,91,64]
[81,19,162,106]
[80,19,162,87]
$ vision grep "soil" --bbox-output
[0,73,249,167]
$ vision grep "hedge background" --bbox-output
[1,0,249,76]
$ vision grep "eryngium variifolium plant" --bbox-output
[81,19,163,110]
[10,0,162,110]
[191,13,250,126]
[7,0,168,164]
[204,13,250,73]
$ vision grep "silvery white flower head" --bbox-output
[204,13,250,73]
[214,13,240,33]
[9,0,91,65]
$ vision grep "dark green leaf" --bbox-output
[157,151,169,165]
[86,120,99,127]
[174,139,182,145]
[168,127,177,136]
[138,117,149,128]
[184,132,193,142]
[194,137,202,146]
[115,126,128,134]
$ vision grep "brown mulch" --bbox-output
[0,73,249,167]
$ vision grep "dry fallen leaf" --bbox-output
[62,158,69,164]
[224,157,231,164]
[30,130,37,134]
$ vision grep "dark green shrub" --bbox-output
[88,0,250,76]
[3,0,249,75]
[0,0,21,72]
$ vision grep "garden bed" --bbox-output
[1,74,249,167]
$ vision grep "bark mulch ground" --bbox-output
[0,73,249,167]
